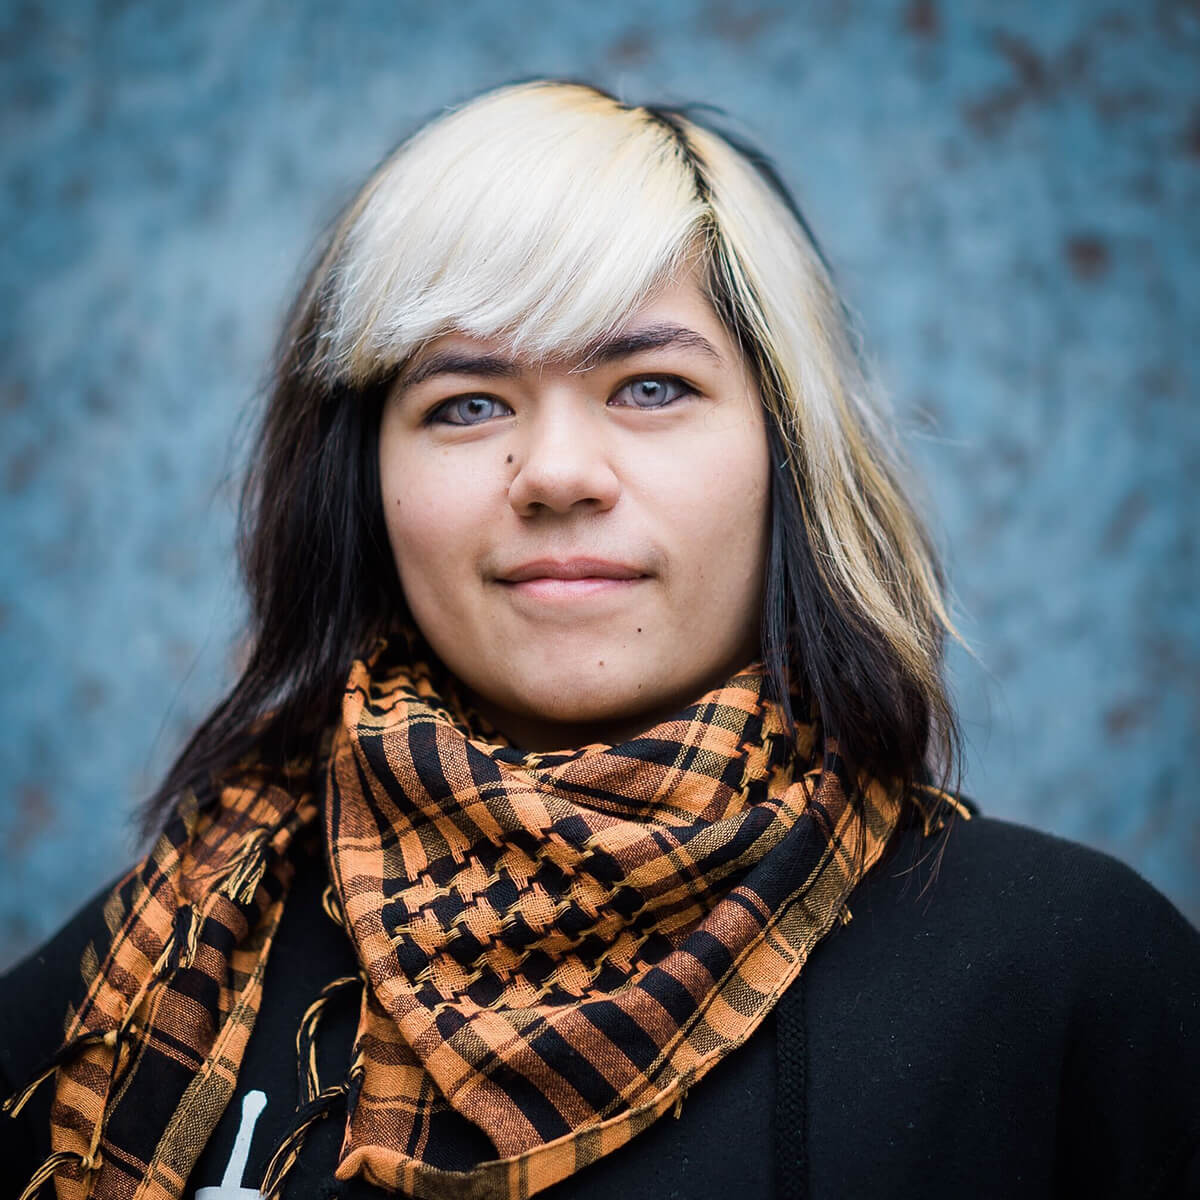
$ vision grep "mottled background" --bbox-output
[1,0,1197,969]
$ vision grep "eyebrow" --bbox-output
[396,322,725,391]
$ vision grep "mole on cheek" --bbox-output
[506,454,513,464]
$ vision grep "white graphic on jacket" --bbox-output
[195,1089,268,1199]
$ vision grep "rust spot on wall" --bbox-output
[903,0,939,37]
[76,676,107,713]
[993,31,1048,90]
[702,0,777,44]
[1093,10,1134,36]
[1126,170,1162,203]
[994,437,1029,473]
[1154,0,1200,45]
[2,381,27,411]
[962,31,1090,136]
[1102,490,1149,553]
[1186,108,1200,159]
[84,385,114,416]
[60,172,91,205]
[1091,87,1159,120]
[1104,702,1144,739]
[8,784,55,856]
[607,29,652,66]
[1064,233,1109,281]
[4,448,38,494]
[1137,364,1182,398]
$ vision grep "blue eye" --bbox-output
[430,396,511,425]
[611,376,693,409]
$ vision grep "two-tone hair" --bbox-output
[143,78,965,836]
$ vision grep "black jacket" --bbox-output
[3,806,1198,1199]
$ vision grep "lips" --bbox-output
[498,558,647,583]
[495,558,649,603]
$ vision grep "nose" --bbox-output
[506,393,621,517]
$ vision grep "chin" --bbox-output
[520,675,663,724]
[484,662,686,743]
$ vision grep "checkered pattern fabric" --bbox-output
[33,635,910,1199]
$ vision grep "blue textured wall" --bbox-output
[2,0,1197,968]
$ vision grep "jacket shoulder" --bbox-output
[814,807,1200,1199]
[913,810,1195,938]
[847,805,1200,1017]
[0,871,127,1095]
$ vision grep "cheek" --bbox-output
[379,448,477,602]
[656,422,771,593]
[383,491,439,591]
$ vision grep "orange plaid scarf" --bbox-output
[18,636,915,1199]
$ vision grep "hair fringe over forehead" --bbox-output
[315,81,722,384]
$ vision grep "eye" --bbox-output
[428,395,512,426]
[609,375,695,410]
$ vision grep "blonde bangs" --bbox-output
[315,82,710,384]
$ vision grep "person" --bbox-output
[1,78,1196,1200]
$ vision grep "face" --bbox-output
[378,264,772,750]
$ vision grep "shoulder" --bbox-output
[807,805,1200,1198]
[870,804,1198,950]
[825,804,1200,1028]
[0,868,126,1094]
[928,810,1200,1197]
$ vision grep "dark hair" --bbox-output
[139,87,963,840]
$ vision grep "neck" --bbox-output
[461,665,767,753]
[463,693,690,752]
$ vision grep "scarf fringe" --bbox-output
[15,1149,94,1200]
[296,974,365,1105]
[1,1028,113,1120]
[259,1084,351,1200]
[5,847,244,1197]
[256,954,366,1197]
[4,917,175,1198]
[321,882,346,929]
[911,781,973,832]
[213,829,275,906]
